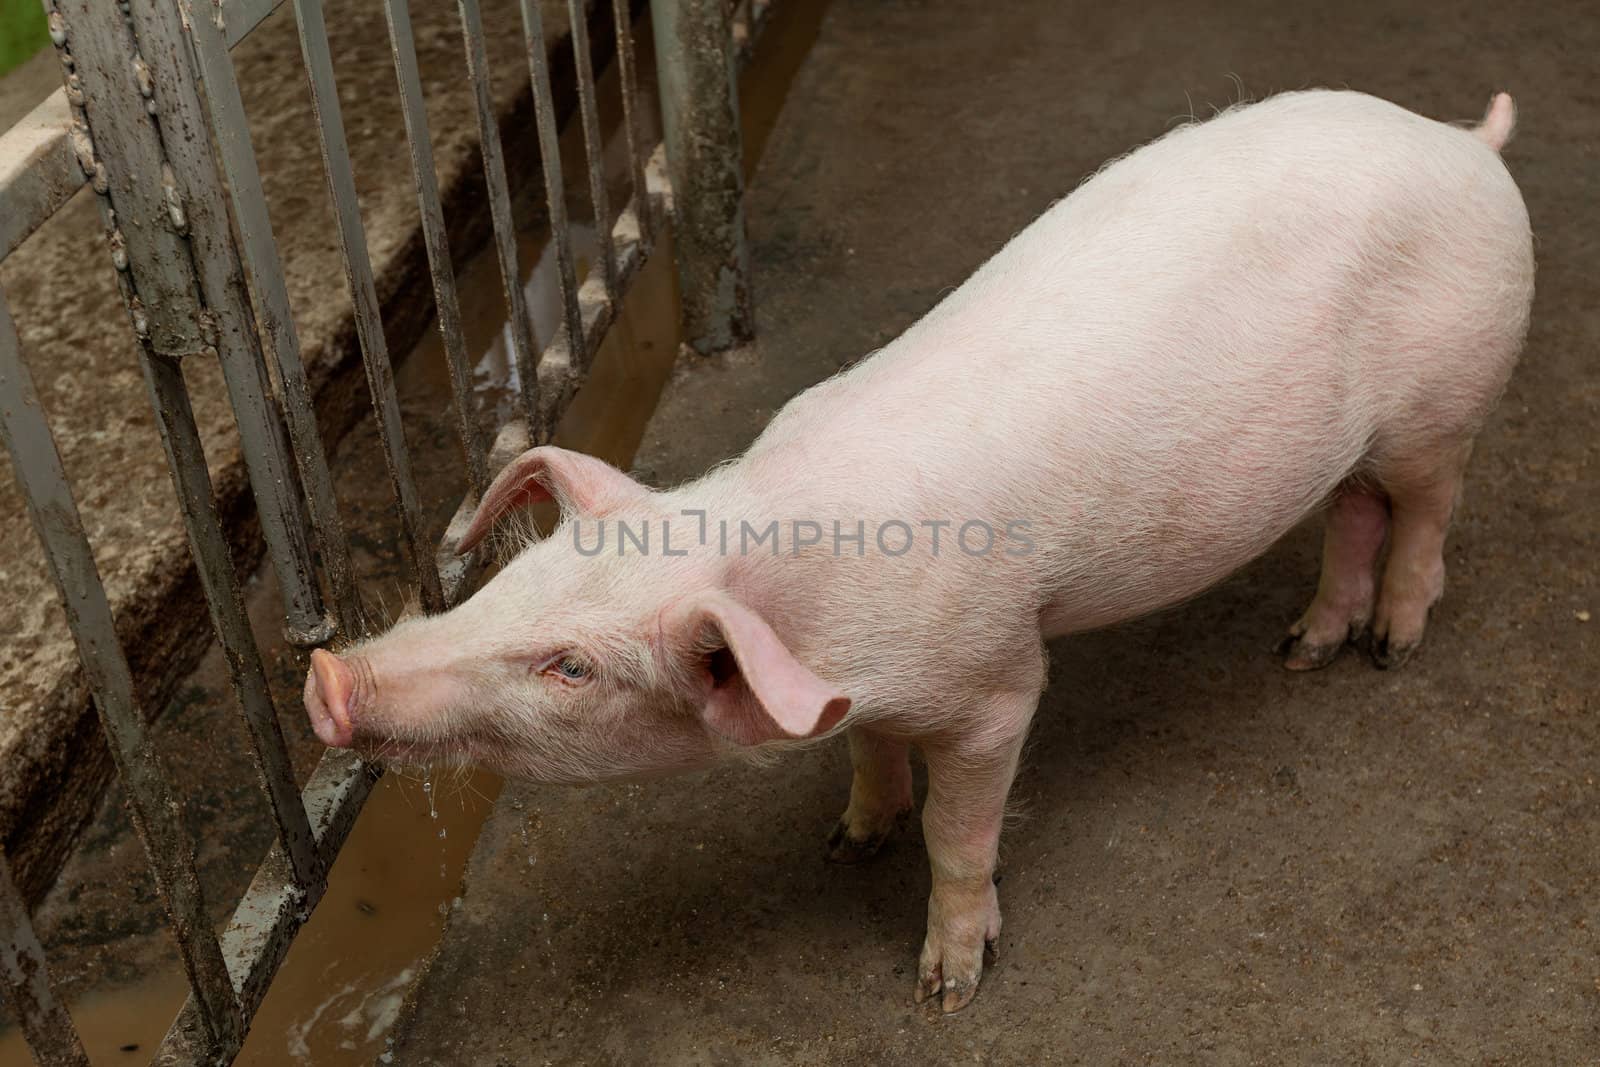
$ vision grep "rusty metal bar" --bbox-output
[0,1,285,263]
[612,0,651,249]
[0,289,243,1055]
[382,0,489,497]
[292,0,446,614]
[438,151,670,595]
[153,749,378,1065]
[0,850,89,1067]
[142,354,327,884]
[118,0,335,648]
[177,0,367,642]
[44,0,323,900]
[455,0,543,444]
[518,0,585,387]
[568,0,617,309]
[651,0,754,354]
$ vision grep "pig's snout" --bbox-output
[305,648,359,749]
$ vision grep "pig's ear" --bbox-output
[457,446,644,554]
[667,592,851,746]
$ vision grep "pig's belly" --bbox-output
[1029,427,1358,640]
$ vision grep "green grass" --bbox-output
[0,0,49,78]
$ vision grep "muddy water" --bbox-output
[0,6,824,1065]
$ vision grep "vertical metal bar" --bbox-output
[144,355,326,890]
[0,851,90,1067]
[382,0,489,496]
[45,0,323,894]
[44,0,331,645]
[651,0,754,354]
[518,0,585,377]
[291,0,446,613]
[612,0,651,249]
[0,292,243,1055]
[127,0,338,648]
[567,0,617,304]
[455,0,542,443]
[177,0,366,640]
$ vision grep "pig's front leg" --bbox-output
[827,727,914,863]
[914,689,1035,1013]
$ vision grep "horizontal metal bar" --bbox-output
[153,749,379,1066]
[178,0,366,641]
[0,1,288,263]
[456,0,542,445]
[220,0,289,48]
[293,0,447,614]
[0,287,242,1054]
[0,848,90,1067]
[384,0,489,496]
[0,92,80,261]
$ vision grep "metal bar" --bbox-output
[518,0,585,386]
[455,0,542,446]
[154,750,379,1065]
[291,0,446,614]
[220,0,289,48]
[438,158,668,592]
[0,850,89,1067]
[382,0,489,496]
[141,353,326,889]
[567,0,617,307]
[0,1,285,262]
[0,290,242,1055]
[0,91,80,262]
[45,0,322,893]
[123,0,333,648]
[611,0,651,249]
[177,0,365,641]
[651,0,754,354]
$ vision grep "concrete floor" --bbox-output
[391,0,1599,1062]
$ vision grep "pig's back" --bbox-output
[749,90,1532,634]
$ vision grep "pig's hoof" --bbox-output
[1369,633,1420,671]
[913,965,982,1015]
[825,819,889,864]
[1277,632,1344,671]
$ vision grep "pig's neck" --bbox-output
[661,461,957,718]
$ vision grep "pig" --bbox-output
[305,90,1533,1012]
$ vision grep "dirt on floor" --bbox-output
[389,0,1598,1063]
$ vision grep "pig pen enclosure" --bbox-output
[0,0,772,1062]
[3,0,1600,1064]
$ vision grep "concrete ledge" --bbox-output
[0,0,620,905]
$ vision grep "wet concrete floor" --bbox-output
[392,0,1599,1063]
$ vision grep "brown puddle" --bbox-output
[0,5,825,1064]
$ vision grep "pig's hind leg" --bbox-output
[1279,485,1390,670]
[827,728,914,863]
[1367,442,1473,669]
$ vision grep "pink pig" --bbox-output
[306,90,1533,1011]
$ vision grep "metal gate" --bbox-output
[0,0,761,1061]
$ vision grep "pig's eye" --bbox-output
[537,653,591,686]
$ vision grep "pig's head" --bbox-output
[302,446,851,783]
